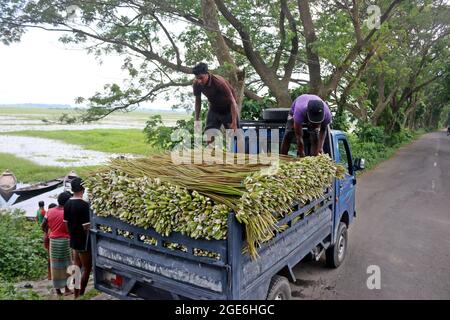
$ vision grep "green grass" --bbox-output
[0,153,98,183]
[78,288,101,300]
[5,129,155,156]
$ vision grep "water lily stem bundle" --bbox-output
[85,153,345,259]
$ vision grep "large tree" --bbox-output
[0,0,447,126]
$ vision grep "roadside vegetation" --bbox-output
[0,209,46,300]
[347,125,426,171]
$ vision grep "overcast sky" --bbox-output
[0,28,177,110]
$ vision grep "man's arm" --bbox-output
[294,122,305,157]
[218,79,238,130]
[318,124,328,154]
[229,96,238,130]
[195,95,202,121]
[81,204,91,232]
[41,217,48,233]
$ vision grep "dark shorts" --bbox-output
[205,109,240,132]
[282,114,329,150]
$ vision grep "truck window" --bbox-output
[337,139,353,175]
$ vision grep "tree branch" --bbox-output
[151,12,182,65]
[271,8,286,71]
[298,0,322,94]
[213,0,274,81]
[321,0,404,98]
[244,88,264,102]
[281,0,299,85]
[63,25,193,74]
[83,81,192,122]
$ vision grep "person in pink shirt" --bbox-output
[42,191,73,296]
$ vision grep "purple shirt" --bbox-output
[290,94,332,126]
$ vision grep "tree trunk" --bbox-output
[201,0,245,111]
[298,0,322,95]
[214,0,292,108]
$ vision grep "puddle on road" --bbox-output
[0,135,133,167]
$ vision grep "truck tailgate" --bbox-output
[91,216,232,300]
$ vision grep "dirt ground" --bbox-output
[14,276,116,300]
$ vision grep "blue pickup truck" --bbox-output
[90,112,364,300]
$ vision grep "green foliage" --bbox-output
[143,110,208,150]
[356,123,386,143]
[386,128,414,146]
[1,0,448,132]
[349,126,421,171]
[240,97,275,120]
[0,281,42,300]
[77,288,100,300]
[331,109,352,132]
[57,113,77,124]
[290,86,309,101]
[143,115,176,150]
[0,209,47,282]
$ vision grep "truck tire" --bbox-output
[325,222,348,268]
[263,108,290,122]
[266,275,291,300]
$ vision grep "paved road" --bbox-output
[292,131,450,299]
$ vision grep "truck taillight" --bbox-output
[103,271,123,288]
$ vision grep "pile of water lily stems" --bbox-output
[84,151,345,258]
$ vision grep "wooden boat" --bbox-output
[63,171,79,193]
[0,170,17,192]
[13,176,64,198]
[0,170,17,201]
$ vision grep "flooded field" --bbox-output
[0,107,184,214]
[0,135,131,167]
[0,107,189,132]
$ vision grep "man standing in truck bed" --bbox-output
[280,94,332,157]
[192,62,239,133]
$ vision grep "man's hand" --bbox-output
[297,148,306,158]
[194,121,202,134]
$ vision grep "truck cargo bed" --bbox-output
[90,190,334,300]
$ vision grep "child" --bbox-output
[36,201,46,224]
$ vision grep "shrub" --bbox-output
[0,281,41,300]
[143,110,208,150]
[0,209,47,282]
[143,115,175,150]
[387,128,414,146]
[355,123,387,143]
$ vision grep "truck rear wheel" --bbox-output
[325,222,348,268]
[266,275,291,300]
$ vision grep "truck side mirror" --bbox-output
[354,158,365,171]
